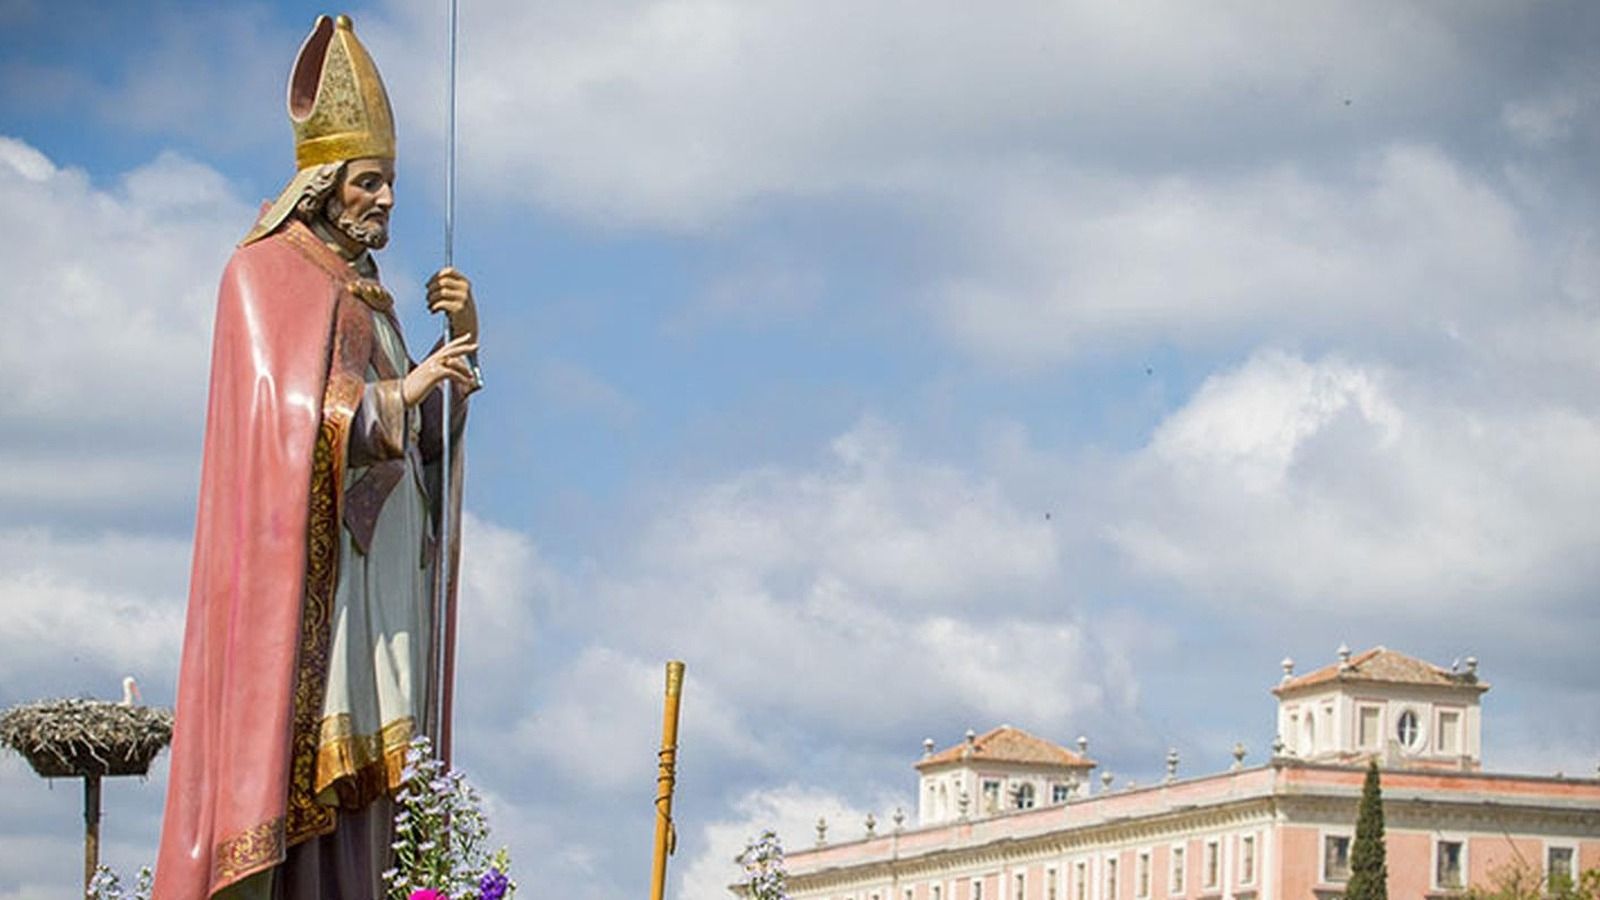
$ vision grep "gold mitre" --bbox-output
[290,14,395,168]
[242,14,396,245]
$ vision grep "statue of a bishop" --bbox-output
[154,14,480,899]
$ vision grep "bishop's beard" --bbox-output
[324,195,389,250]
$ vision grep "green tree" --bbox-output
[1346,760,1388,900]
[1461,863,1600,900]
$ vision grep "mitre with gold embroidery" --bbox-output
[243,13,396,245]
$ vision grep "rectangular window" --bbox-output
[1204,839,1220,888]
[1105,859,1118,899]
[1549,847,1576,886]
[1047,868,1058,900]
[973,878,984,900]
[982,780,1002,813]
[1438,710,1461,754]
[1053,784,1071,804]
[1324,835,1351,882]
[1074,862,1087,900]
[1015,873,1025,900]
[933,886,942,900]
[1170,846,1185,894]
[906,890,914,900]
[1436,840,1464,889]
[1358,705,1381,749]
[1136,851,1150,898]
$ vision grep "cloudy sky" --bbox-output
[2,1,1598,897]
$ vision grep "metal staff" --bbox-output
[431,0,470,765]
[650,661,686,900]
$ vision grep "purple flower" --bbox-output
[479,868,510,900]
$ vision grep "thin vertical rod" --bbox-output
[432,0,460,766]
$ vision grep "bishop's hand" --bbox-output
[403,333,479,406]
[426,266,478,340]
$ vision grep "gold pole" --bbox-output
[649,661,685,900]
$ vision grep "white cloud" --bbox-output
[0,527,188,696]
[371,0,1492,230]
[0,137,249,516]
[680,784,900,900]
[935,145,1536,366]
[1107,349,1600,615]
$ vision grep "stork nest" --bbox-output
[0,698,173,779]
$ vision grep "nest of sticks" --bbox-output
[0,698,173,779]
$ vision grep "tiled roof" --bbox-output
[1274,646,1488,694]
[915,725,1095,770]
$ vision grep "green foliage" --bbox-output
[1460,863,1600,900]
[1345,760,1387,900]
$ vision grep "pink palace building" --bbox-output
[756,647,1600,900]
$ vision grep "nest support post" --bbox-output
[83,773,102,894]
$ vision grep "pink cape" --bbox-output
[155,221,379,898]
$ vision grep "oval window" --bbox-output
[1396,710,1420,749]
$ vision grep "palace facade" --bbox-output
[755,647,1600,900]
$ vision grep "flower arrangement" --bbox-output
[385,735,516,900]
[87,865,152,900]
[737,829,789,900]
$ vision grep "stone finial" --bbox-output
[1165,748,1180,783]
[864,812,876,838]
[1100,771,1113,790]
[815,816,828,847]
[1281,657,1295,681]
[892,807,905,832]
[1465,656,1478,677]
[1076,735,1089,756]
[957,788,970,820]
[1232,742,1247,771]
[1065,775,1079,801]
[1337,643,1352,670]
[922,737,935,757]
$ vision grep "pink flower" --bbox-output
[410,891,448,900]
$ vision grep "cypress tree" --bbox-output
[1346,759,1388,900]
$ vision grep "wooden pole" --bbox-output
[649,661,685,900]
[83,773,101,895]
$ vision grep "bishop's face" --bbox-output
[325,157,395,252]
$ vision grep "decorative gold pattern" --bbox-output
[284,418,340,846]
[283,233,370,847]
[212,816,285,887]
[315,715,416,809]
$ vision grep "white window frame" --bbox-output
[1073,860,1088,900]
[972,875,985,900]
[1203,838,1221,890]
[1239,833,1257,886]
[1395,706,1427,753]
[1135,850,1151,899]
[1433,836,1468,891]
[1436,707,1463,755]
[1356,701,1383,750]
[932,883,942,900]
[1169,842,1186,894]
[1320,831,1352,884]
[1104,854,1119,900]
[1046,866,1058,900]
[1547,843,1578,881]
[1013,870,1026,900]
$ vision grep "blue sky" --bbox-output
[3,2,1599,898]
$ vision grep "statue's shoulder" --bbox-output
[224,221,347,290]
